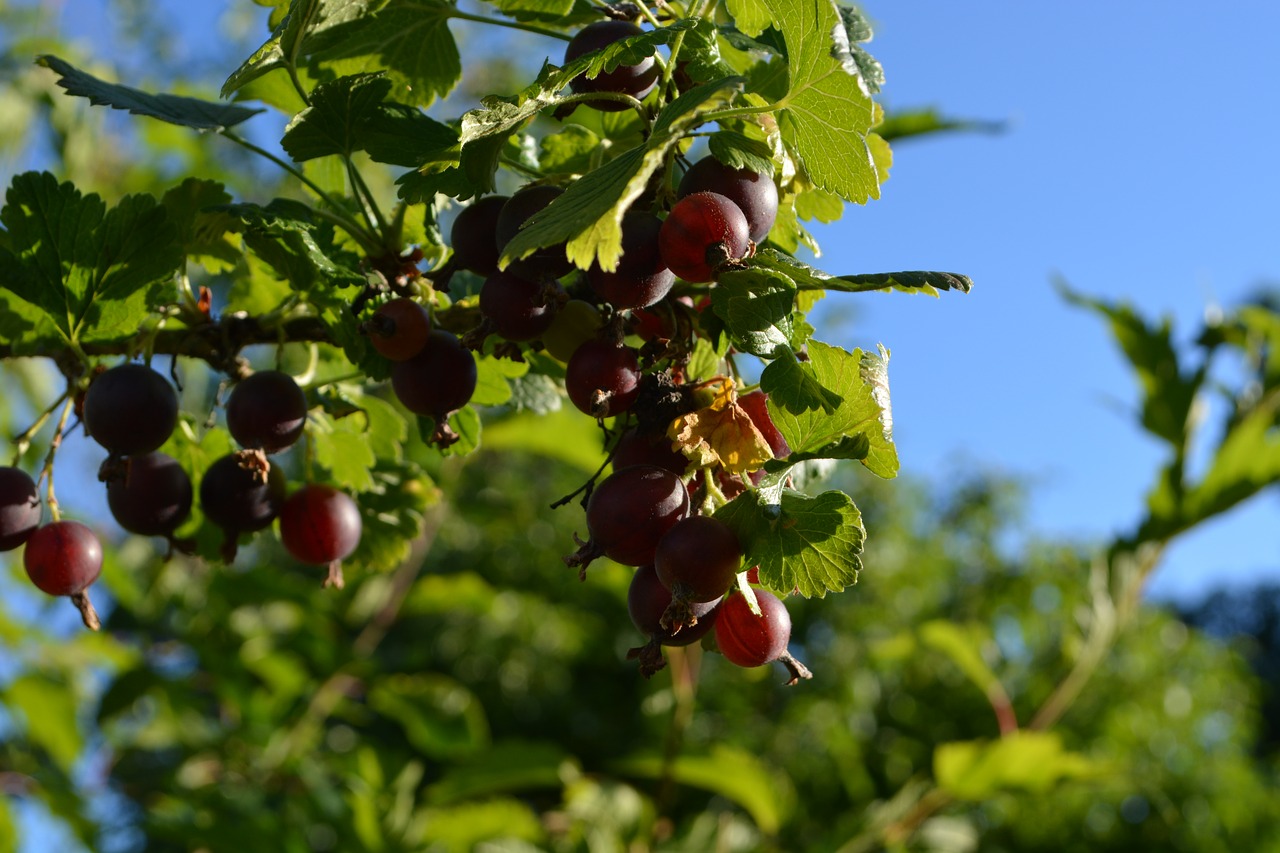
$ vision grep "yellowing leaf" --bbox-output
[668,379,773,474]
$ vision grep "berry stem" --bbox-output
[71,590,100,632]
[218,130,382,252]
[10,389,70,466]
[37,395,76,523]
[701,467,731,513]
[556,90,648,121]
[346,156,388,237]
[444,8,572,41]
[778,650,813,686]
[498,154,544,180]
[657,25,687,104]
[549,419,629,510]
[323,560,346,590]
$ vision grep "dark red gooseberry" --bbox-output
[390,330,478,420]
[83,363,179,457]
[226,370,309,454]
[495,186,574,280]
[629,563,720,646]
[715,587,792,668]
[565,340,642,418]
[279,484,362,579]
[585,464,690,567]
[654,515,743,603]
[678,158,779,243]
[23,520,103,597]
[479,270,559,342]
[106,451,193,537]
[0,466,41,552]
[450,195,509,276]
[368,298,432,361]
[588,212,675,309]
[658,192,751,283]
[564,21,660,111]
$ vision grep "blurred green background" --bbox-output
[2,2,1280,851]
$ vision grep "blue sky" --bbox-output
[821,2,1280,601]
[14,0,1280,606]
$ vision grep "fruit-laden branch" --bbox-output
[0,316,333,367]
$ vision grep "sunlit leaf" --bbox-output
[38,55,262,131]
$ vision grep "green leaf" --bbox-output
[0,287,60,355]
[758,347,841,416]
[221,0,310,97]
[1,172,182,346]
[281,73,458,167]
[432,405,481,457]
[485,0,575,17]
[858,344,898,478]
[348,460,433,572]
[539,125,602,176]
[303,0,462,108]
[426,741,573,805]
[311,410,379,492]
[1190,400,1280,515]
[1062,287,1200,448]
[770,0,879,202]
[471,354,529,407]
[724,0,773,37]
[451,98,556,196]
[711,267,797,359]
[876,106,1006,143]
[935,732,1099,801]
[368,674,489,759]
[160,178,241,273]
[834,269,975,296]
[420,800,545,851]
[763,340,898,478]
[611,745,794,834]
[686,335,726,383]
[749,249,973,296]
[358,393,411,460]
[918,620,1003,698]
[227,252,295,316]
[213,199,366,291]
[708,130,776,176]
[503,76,745,273]
[716,488,864,597]
[836,4,884,94]
[671,18,739,84]
[37,55,263,131]
[506,373,563,414]
[793,186,843,223]
[5,675,82,773]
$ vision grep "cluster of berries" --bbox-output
[2,16,813,685]
[0,362,364,628]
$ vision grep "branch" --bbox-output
[0,315,333,367]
